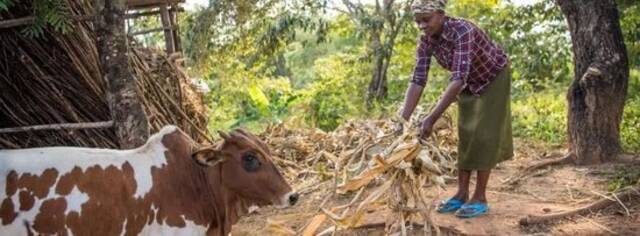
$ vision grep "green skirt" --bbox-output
[457,65,514,171]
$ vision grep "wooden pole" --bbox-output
[125,6,184,19]
[127,0,185,10]
[169,4,182,52]
[128,26,176,36]
[0,17,37,29]
[0,121,114,134]
[0,15,95,29]
[125,10,162,19]
[159,3,175,53]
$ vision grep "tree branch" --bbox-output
[328,6,350,15]
[520,186,640,226]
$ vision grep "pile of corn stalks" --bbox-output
[261,112,459,235]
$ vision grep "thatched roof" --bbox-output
[0,0,209,149]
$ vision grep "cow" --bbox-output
[0,125,298,236]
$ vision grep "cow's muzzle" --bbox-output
[280,191,299,207]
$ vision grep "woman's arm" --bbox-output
[420,79,464,140]
[400,37,432,121]
[399,83,424,120]
[429,80,464,120]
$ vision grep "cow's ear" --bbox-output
[192,147,225,167]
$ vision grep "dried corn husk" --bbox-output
[264,111,457,235]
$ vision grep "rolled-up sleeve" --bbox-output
[410,38,432,86]
[450,28,473,83]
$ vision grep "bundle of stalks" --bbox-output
[262,111,458,236]
[131,46,209,143]
[0,0,208,148]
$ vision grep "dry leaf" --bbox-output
[302,214,327,236]
[266,220,296,236]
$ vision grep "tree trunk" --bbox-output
[274,53,290,77]
[95,0,150,148]
[368,31,388,105]
[344,0,411,106]
[557,0,629,164]
[380,55,390,97]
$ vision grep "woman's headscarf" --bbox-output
[411,0,447,14]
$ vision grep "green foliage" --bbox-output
[607,165,640,192]
[285,15,361,87]
[0,0,74,37]
[0,0,14,11]
[294,53,368,130]
[621,69,640,152]
[254,13,329,61]
[201,53,296,132]
[618,0,640,68]
[247,83,271,116]
[512,91,567,145]
[182,0,326,63]
[182,1,272,61]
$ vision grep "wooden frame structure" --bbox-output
[128,0,183,9]
[0,0,185,54]
[126,0,185,53]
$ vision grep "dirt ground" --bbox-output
[232,140,640,236]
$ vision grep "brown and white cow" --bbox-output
[0,125,298,236]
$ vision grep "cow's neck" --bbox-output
[152,131,223,234]
[205,165,251,236]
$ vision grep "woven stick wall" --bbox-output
[0,0,209,149]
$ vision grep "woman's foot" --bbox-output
[466,196,487,205]
[455,202,489,218]
[455,196,489,218]
[436,192,468,213]
[452,192,469,202]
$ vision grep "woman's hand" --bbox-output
[392,111,408,134]
[419,116,436,141]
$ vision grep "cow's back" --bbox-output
[0,125,209,235]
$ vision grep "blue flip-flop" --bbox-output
[437,198,465,213]
[455,202,489,218]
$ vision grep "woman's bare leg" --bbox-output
[452,169,471,201]
[469,170,491,204]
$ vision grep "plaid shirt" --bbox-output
[411,17,508,95]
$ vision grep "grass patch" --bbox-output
[607,165,640,192]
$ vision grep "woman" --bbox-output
[397,0,513,218]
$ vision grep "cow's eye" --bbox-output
[242,153,261,172]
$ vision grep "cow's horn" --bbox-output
[217,130,231,140]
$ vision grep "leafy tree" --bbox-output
[334,0,415,105]
[182,0,326,65]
